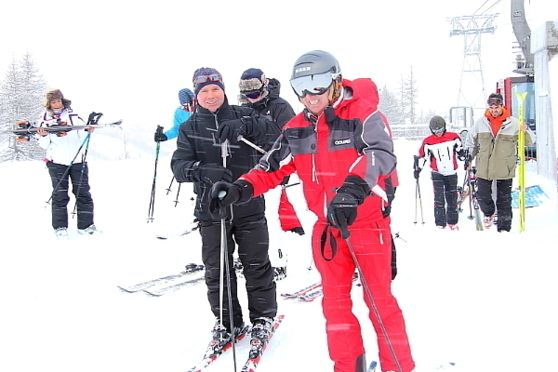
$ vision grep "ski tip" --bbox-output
[156,236,168,240]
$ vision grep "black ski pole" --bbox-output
[174,182,182,207]
[147,126,163,222]
[166,177,174,195]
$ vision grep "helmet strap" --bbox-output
[328,76,343,105]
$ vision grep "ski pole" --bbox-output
[174,182,182,207]
[219,139,239,371]
[147,126,163,222]
[45,132,93,206]
[71,131,92,218]
[166,177,174,195]
[70,115,99,216]
[414,179,424,224]
[345,237,403,372]
[238,135,267,154]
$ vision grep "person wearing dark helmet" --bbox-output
[464,93,535,232]
[170,67,280,357]
[210,51,415,372]
[415,116,465,230]
[238,68,303,280]
[154,88,195,142]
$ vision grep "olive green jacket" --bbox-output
[465,115,535,180]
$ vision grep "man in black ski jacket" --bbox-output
[171,67,280,351]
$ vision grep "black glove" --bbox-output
[193,163,233,185]
[413,155,422,179]
[457,149,467,162]
[327,176,369,239]
[154,126,167,142]
[209,180,254,218]
[288,227,305,235]
[217,117,253,143]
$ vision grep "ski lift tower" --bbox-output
[449,12,499,116]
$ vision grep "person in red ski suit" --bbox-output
[209,50,415,372]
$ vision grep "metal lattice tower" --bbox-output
[449,13,499,112]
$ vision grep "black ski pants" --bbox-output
[476,178,513,232]
[430,172,459,227]
[47,161,94,230]
[199,217,277,332]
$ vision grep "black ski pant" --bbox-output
[476,178,513,232]
[199,217,277,332]
[430,172,459,227]
[47,161,94,230]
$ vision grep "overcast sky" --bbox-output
[1,0,555,129]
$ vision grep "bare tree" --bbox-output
[0,52,47,162]
[399,66,419,124]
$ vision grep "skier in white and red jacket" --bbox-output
[210,51,415,372]
[415,115,464,230]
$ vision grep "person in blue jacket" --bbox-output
[154,88,195,142]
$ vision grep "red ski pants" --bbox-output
[312,220,415,372]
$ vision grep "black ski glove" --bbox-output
[154,126,168,142]
[209,180,254,218]
[192,162,233,185]
[327,176,369,239]
[457,149,467,162]
[217,117,253,144]
[288,227,305,235]
[413,155,422,179]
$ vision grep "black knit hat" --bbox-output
[192,67,225,97]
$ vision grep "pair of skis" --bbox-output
[280,272,359,302]
[117,263,205,296]
[188,315,284,372]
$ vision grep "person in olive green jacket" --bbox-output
[464,93,535,232]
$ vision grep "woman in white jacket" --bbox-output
[36,89,98,238]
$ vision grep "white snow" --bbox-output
[1,138,557,372]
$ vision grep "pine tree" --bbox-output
[0,52,47,162]
[379,85,404,126]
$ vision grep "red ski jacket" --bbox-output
[241,78,396,224]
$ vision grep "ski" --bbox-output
[156,223,199,240]
[143,275,205,296]
[281,272,358,301]
[298,288,323,302]
[1,119,123,135]
[117,263,204,293]
[515,91,528,232]
[240,315,285,372]
[187,325,251,372]
[280,281,321,299]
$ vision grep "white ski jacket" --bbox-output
[36,109,90,166]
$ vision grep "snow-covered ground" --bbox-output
[1,138,557,372]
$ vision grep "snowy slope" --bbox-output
[0,139,557,372]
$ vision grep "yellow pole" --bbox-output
[514,92,528,232]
